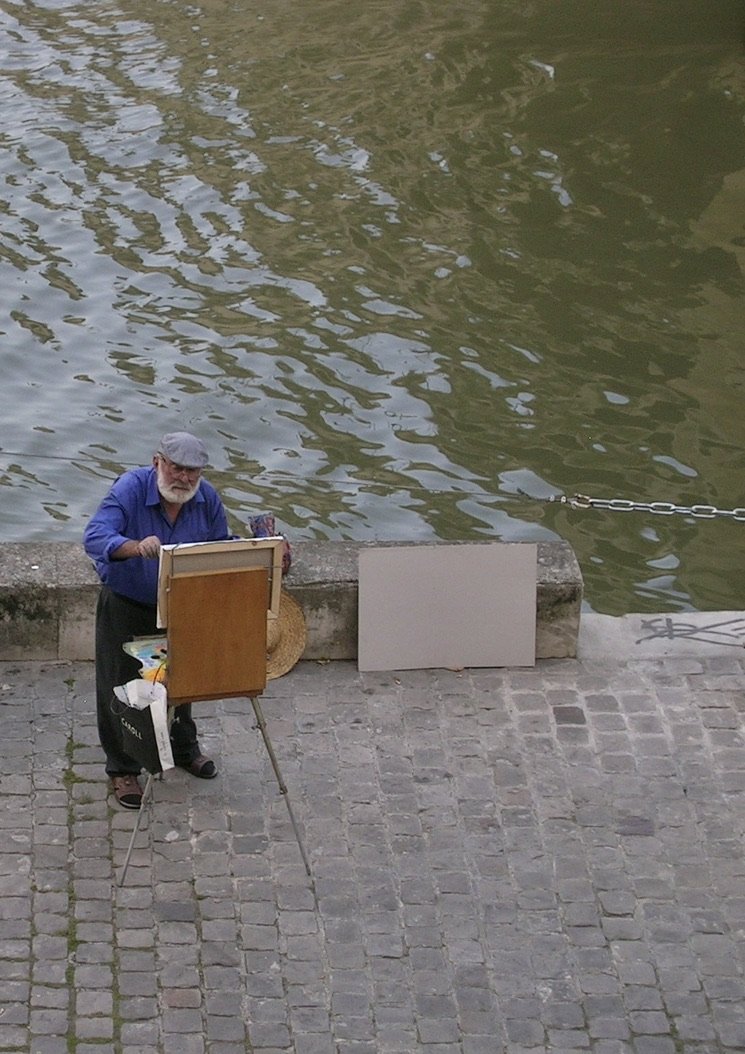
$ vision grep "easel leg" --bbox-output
[250,695,313,880]
[118,772,155,887]
[118,705,173,887]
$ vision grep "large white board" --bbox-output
[358,543,537,672]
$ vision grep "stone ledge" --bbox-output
[0,539,583,663]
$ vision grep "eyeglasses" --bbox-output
[158,454,202,480]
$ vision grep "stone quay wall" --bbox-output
[0,540,583,662]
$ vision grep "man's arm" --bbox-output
[83,472,158,564]
[110,537,161,560]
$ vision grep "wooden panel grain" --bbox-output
[166,566,268,703]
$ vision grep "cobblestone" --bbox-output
[1,640,744,1051]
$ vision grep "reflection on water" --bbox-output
[1,0,744,614]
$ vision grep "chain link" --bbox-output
[550,494,745,521]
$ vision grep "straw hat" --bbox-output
[266,591,307,679]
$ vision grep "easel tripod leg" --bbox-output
[118,772,155,887]
[250,695,312,878]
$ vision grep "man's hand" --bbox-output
[136,536,161,559]
[112,537,161,560]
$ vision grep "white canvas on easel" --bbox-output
[357,543,536,672]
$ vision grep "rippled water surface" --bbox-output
[2,0,745,613]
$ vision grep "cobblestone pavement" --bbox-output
[1,645,745,1053]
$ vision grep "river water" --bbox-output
[2,0,744,614]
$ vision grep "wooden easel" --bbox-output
[118,562,311,885]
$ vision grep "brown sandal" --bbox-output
[178,755,217,779]
[111,774,143,809]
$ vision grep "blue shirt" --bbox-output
[83,466,230,605]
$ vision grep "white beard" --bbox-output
[157,464,199,505]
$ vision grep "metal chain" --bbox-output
[550,493,745,521]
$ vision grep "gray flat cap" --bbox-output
[158,432,209,468]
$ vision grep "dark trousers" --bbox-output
[95,586,200,774]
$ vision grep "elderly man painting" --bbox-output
[84,432,228,809]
